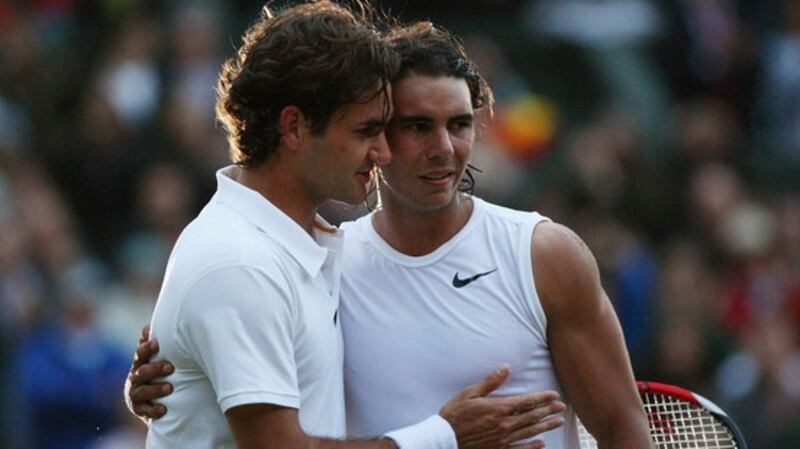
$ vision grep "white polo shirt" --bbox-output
[146,166,346,448]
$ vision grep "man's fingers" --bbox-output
[503,416,565,445]
[469,389,560,419]
[133,339,160,368]
[502,390,561,414]
[131,361,174,386]
[509,440,545,449]
[138,324,151,345]
[510,400,566,430]
[132,402,168,420]
[130,382,174,403]
[457,364,511,399]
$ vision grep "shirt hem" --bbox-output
[219,390,300,413]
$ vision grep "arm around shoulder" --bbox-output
[532,222,652,449]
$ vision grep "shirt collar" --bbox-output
[213,166,338,277]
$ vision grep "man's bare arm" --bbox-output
[532,222,653,449]
[226,404,395,449]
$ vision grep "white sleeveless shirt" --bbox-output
[340,197,579,448]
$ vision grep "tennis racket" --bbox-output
[578,381,747,449]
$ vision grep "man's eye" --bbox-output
[359,127,383,137]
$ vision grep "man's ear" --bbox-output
[279,105,309,150]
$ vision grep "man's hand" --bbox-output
[124,325,175,421]
[440,365,566,449]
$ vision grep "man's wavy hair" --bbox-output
[216,1,399,167]
[386,22,494,194]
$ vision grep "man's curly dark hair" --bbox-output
[216,1,399,167]
[387,21,493,115]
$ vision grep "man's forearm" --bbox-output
[307,436,396,449]
[600,434,653,449]
[596,414,653,449]
[310,415,455,449]
[228,406,457,449]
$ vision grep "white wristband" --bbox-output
[383,415,457,449]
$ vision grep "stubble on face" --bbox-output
[302,88,393,206]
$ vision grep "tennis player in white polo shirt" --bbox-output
[132,2,565,449]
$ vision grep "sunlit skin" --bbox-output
[375,74,475,255]
[300,86,394,206]
[239,87,393,233]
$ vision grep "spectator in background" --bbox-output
[97,16,162,134]
[50,89,143,262]
[11,161,87,280]
[715,313,800,446]
[524,0,671,150]
[755,0,800,168]
[687,162,746,252]
[162,3,229,185]
[461,33,556,205]
[97,162,196,351]
[0,164,43,449]
[14,260,130,449]
[653,239,722,389]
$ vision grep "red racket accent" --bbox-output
[578,381,747,449]
[637,381,700,406]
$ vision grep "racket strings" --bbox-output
[578,392,739,449]
[644,392,737,448]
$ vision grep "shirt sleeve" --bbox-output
[176,264,299,413]
[383,415,457,449]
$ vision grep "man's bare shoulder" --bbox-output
[532,221,596,274]
[531,221,603,318]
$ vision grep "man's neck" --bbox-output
[372,194,473,256]
[236,163,321,234]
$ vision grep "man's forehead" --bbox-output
[394,74,468,93]
[331,88,393,123]
[392,74,471,116]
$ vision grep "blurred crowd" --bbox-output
[1,0,799,448]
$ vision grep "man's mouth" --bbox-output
[419,170,455,184]
[420,170,453,181]
[356,168,374,184]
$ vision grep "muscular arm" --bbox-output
[532,222,652,449]
[226,404,395,449]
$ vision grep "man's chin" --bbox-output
[330,191,368,207]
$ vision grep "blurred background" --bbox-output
[1,0,799,448]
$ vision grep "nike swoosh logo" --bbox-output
[452,269,497,288]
